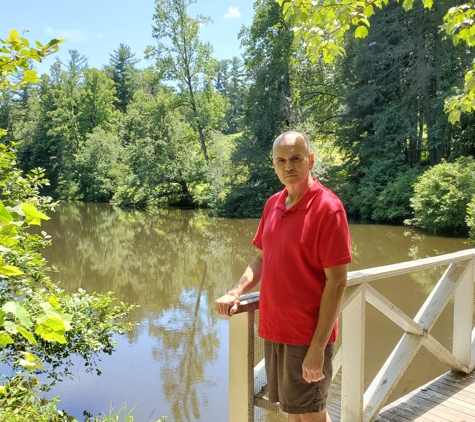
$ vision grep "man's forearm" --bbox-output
[228,254,263,297]
[215,250,263,317]
[309,264,348,352]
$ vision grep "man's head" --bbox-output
[272,131,314,188]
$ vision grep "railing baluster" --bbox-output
[341,284,366,422]
[229,311,253,422]
[453,257,475,371]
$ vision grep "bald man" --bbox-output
[216,131,352,422]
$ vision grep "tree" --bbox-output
[277,0,475,124]
[75,128,126,202]
[146,0,219,163]
[78,68,120,137]
[223,57,248,133]
[215,0,295,217]
[114,84,204,207]
[105,44,140,113]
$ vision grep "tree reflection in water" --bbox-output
[40,203,258,420]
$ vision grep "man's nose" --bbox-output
[285,162,294,171]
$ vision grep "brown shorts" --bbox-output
[264,340,334,414]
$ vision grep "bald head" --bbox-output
[272,131,311,157]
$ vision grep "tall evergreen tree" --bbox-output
[105,44,140,113]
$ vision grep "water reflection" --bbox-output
[42,204,258,421]
[39,204,471,421]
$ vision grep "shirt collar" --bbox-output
[277,178,322,211]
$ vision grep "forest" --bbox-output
[2,0,475,240]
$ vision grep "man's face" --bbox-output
[272,134,314,188]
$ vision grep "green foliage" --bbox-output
[278,0,475,124]
[467,195,475,242]
[0,34,137,421]
[104,44,140,113]
[147,0,222,162]
[0,30,63,94]
[0,375,72,421]
[75,128,127,202]
[408,157,475,233]
[0,142,137,382]
[339,155,424,224]
[277,0,431,64]
[114,85,204,208]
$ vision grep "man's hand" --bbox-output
[302,348,325,383]
[215,292,241,318]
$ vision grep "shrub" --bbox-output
[371,165,425,224]
[408,157,475,234]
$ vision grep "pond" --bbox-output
[38,203,471,421]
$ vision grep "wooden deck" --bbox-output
[375,370,475,422]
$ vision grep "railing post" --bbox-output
[341,285,366,422]
[229,311,254,422]
[453,258,474,371]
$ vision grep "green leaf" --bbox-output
[0,265,23,276]
[0,203,12,225]
[17,325,37,344]
[422,0,433,8]
[2,302,32,328]
[0,224,18,236]
[364,5,375,17]
[36,316,68,343]
[22,203,50,226]
[48,296,61,308]
[9,30,20,41]
[402,0,414,11]
[355,26,369,38]
[22,69,38,84]
[0,334,14,347]
[449,108,461,124]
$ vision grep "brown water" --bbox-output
[38,203,472,421]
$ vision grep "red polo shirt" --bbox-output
[253,178,352,345]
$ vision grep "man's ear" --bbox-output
[309,152,315,169]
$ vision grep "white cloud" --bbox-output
[44,26,87,43]
[224,6,241,19]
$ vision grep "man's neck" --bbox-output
[285,176,314,209]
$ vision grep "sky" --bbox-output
[3,0,255,74]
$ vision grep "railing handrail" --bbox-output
[234,249,475,314]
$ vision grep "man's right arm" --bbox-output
[215,248,263,318]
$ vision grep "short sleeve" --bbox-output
[318,209,352,269]
[252,203,268,250]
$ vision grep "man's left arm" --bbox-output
[302,264,348,383]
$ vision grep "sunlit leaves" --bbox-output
[2,302,33,329]
[0,29,64,92]
[35,317,68,344]
[22,203,50,226]
[355,25,369,38]
[444,63,475,124]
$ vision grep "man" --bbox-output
[215,131,352,422]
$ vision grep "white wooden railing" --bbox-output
[229,249,475,422]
